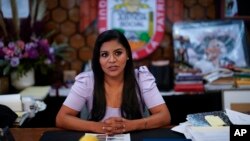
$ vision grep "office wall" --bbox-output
[43,0,218,73]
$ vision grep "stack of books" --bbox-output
[174,73,204,93]
[204,77,235,91]
[204,68,235,91]
[234,72,250,88]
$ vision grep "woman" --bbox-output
[56,29,171,135]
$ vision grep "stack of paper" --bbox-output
[172,109,250,141]
[184,126,229,141]
[172,111,230,141]
[0,94,28,126]
[172,122,229,141]
[14,111,29,126]
[225,109,250,125]
[19,86,51,100]
[0,92,47,126]
[0,94,22,112]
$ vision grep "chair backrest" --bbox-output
[0,104,18,128]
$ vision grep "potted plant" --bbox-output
[0,0,69,90]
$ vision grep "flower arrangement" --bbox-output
[0,38,55,77]
[0,0,68,78]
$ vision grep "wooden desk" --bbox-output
[10,127,185,141]
[10,128,61,141]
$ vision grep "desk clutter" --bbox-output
[0,86,49,126]
[172,109,250,141]
[79,133,130,141]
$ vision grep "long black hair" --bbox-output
[90,29,144,121]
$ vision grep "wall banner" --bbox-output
[98,0,165,60]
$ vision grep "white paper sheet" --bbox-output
[187,126,229,141]
[171,122,229,141]
[83,133,130,141]
[0,94,22,111]
[19,86,51,100]
[226,109,250,125]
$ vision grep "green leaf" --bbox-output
[0,60,7,66]
[3,65,11,76]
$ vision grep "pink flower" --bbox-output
[16,40,25,50]
[0,38,55,76]
[3,48,14,57]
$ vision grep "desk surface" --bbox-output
[10,128,62,141]
[10,128,186,141]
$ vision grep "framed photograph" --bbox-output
[221,0,250,20]
[173,20,249,74]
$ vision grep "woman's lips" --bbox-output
[108,66,118,71]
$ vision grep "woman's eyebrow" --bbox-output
[100,48,124,52]
[114,48,124,51]
[100,50,108,52]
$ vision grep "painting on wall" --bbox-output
[173,20,249,74]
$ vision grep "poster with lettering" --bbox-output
[98,0,165,60]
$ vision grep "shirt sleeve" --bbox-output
[63,72,93,111]
[136,66,165,109]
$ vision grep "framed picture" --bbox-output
[221,0,250,20]
[173,20,249,74]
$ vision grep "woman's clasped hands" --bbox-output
[102,117,127,135]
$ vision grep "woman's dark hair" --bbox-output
[90,29,144,121]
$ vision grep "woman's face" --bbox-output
[205,39,223,61]
[99,40,128,78]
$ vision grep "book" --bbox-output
[186,111,231,127]
[176,74,203,81]
[174,81,203,84]
[174,83,204,92]
[235,78,250,85]
[204,83,234,91]
[209,77,234,85]
[234,72,250,78]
